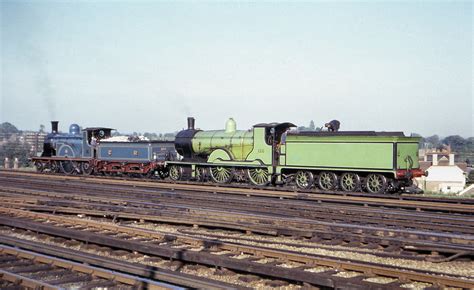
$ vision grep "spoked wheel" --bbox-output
[210,166,233,184]
[81,162,94,175]
[50,161,59,173]
[247,168,269,186]
[60,160,75,175]
[169,165,183,181]
[317,171,338,191]
[295,170,314,189]
[340,172,361,192]
[365,174,388,194]
[195,167,208,182]
[34,161,44,173]
[158,168,169,179]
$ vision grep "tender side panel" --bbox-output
[285,142,394,170]
[98,143,150,162]
[396,143,420,170]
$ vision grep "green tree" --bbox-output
[443,135,466,152]
[424,135,440,148]
[0,122,19,134]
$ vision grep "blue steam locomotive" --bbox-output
[33,121,176,176]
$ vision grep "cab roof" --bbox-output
[253,122,296,129]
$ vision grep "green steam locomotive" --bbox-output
[167,117,425,194]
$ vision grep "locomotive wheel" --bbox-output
[340,172,360,192]
[247,168,269,186]
[210,166,233,184]
[34,161,44,173]
[158,168,169,179]
[60,160,75,175]
[169,165,183,181]
[195,167,208,182]
[295,170,313,189]
[50,161,59,173]
[365,174,387,194]
[317,171,338,190]
[81,162,94,175]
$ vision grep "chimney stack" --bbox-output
[449,153,455,166]
[432,153,438,166]
[187,117,195,130]
[51,121,59,133]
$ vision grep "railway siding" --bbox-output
[0,208,473,288]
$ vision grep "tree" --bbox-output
[424,135,440,148]
[309,120,315,130]
[442,135,466,152]
[0,122,19,134]
[39,124,45,133]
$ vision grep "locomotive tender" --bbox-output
[168,117,424,193]
[32,118,424,194]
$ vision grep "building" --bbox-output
[416,152,466,194]
[20,131,47,156]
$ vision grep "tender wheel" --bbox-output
[295,170,313,189]
[195,167,208,182]
[247,168,269,186]
[340,172,360,192]
[60,160,75,175]
[365,174,388,194]
[169,165,183,181]
[317,171,338,190]
[34,161,44,173]
[81,162,94,175]
[210,166,233,184]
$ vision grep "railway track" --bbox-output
[1,174,473,258]
[1,170,473,288]
[1,208,473,289]
[2,169,473,213]
[0,244,182,290]
[1,193,473,259]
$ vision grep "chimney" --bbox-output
[187,117,195,130]
[449,153,455,166]
[51,121,59,133]
[432,153,438,166]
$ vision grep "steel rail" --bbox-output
[0,236,239,290]
[1,194,473,257]
[1,170,473,213]
[1,208,473,288]
[1,181,473,235]
[0,244,177,290]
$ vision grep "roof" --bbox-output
[82,127,115,131]
[288,131,406,137]
[253,122,296,129]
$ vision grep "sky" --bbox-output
[0,1,472,137]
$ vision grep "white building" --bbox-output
[416,153,466,194]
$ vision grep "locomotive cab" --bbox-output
[82,127,114,158]
[83,127,113,144]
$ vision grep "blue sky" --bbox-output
[1,1,472,136]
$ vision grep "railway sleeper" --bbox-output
[0,216,474,287]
